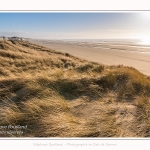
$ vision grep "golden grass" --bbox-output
[0,40,150,137]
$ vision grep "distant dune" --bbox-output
[30,39,150,76]
[0,40,150,137]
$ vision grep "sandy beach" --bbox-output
[30,39,150,76]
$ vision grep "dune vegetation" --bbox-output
[0,40,150,137]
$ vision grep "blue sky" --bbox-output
[0,12,150,39]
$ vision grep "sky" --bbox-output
[0,12,150,40]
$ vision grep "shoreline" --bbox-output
[29,39,150,76]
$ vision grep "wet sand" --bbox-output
[29,39,150,76]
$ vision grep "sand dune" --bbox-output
[30,39,150,76]
[0,40,150,137]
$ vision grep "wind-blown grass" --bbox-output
[0,40,150,137]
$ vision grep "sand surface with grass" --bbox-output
[0,40,150,137]
[30,39,150,76]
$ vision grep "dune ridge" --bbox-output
[0,40,150,137]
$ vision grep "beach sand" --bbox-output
[30,39,150,76]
